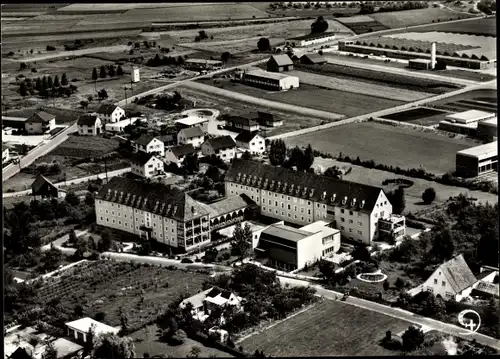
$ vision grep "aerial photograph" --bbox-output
[2,1,498,358]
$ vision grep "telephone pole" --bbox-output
[104,157,109,184]
[123,87,128,105]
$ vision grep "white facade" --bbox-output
[131,156,164,178]
[78,118,102,136]
[131,67,140,83]
[201,143,236,162]
[135,138,165,156]
[292,34,336,47]
[98,106,125,124]
[25,118,56,134]
[105,118,138,133]
[235,133,265,155]
[177,131,205,148]
[278,76,300,90]
[2,147,9,163]
[422,268,473,302]
[65,318,119,344]
[243,69,300,91]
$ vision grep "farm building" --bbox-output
[184,59,223,71]
[31,174,66,199]
[242,69,299,91]
[164,144,199,167]
[77,115,102,136]
[300,53,327,65]
[2,116,28,131]
[133,135,165,156]
[477,118,497,142]
[65,318,120,344]
[455,141,497,178]
[201,135,237,161]
[408,58,432,70]
[339,31,497,69]
[287,31,336,47]
[177,126,205,148]
[267,54,294,72]
[25,111,56,134]
[130,152,164,178]
[235,131,265,155]
[225,115,260,132]
[180,287,243,323]
[96,104,126,123]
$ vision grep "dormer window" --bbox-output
[321,191,326,200]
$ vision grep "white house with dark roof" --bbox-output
[77,115,102,136]
[224,159,397,245]
[225,116,260,132]
[201,136,237,162]
[421,254,478,301]
[235,131,265,155]
[96,104,125,123]
[65,317,119,344]
[130,152,164,178]
[25,111,56,134]
[180,287,243,323]
[165,144,199,167]
[177,126,205,148]
[133,135,165,156]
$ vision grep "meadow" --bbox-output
[370,8,474,28]
[382,107,451,126]
[49,135,120,158]
[411,16,496,37]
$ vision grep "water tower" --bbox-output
[131,67,140,83]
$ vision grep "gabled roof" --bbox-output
[96,177,211,222]
[31,174,58,194]
[439,254,477,293]
[205,135,236,151]
[179,126,204,139]
[262,223,312,243]
[135,134,159,147]
[26,111,55,123]
[300,53,327,63]
[9,347,32,359]
[130,152,158,166]
[170,144,196,158]
[65,317,120,336]
[207,193,256,217]
[235,130,261,143]
[77,115,100,126]
[269,54,293,67]
[97,104,121,115]
[227,116,258,127]
[225,159,385,213]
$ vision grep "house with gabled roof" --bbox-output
[25,111,56,134]
[165,144,199,167]
[225,115,260,132]
[421,254,478,301]
[235,131,265,155]
[77,115,102,136]
[267,54,294,72]
[201,136,237,162]
[31,174,66,199]
[300,52,327,65]
[130,152,164,178]
[133,135,165,156]
[177,126,205,148]
[96,104,125,123]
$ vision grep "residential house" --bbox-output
[175,115,210,132]
[255,111,283,128]
[133,135,165,156]
[95,177,212,252]
[470,265,499,299]
[201,136,237,161]
[3,143,10,163]
[164,144,198,167]
[421,254,477,301]
[130,152,164,178]
[31,174,66,199]
[179,287,243,323]
[225,115,260,132]
[224,159,398,245]
[25,111,56,134]
[65,318,120,344]
[300,53,327,65]
[177,126,205,148]
[184,59,223,71]
[235,131,265,155]
[77,115,102,136]
[267,54,294,72]
[96,104,126,123]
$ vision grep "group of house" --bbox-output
[2,111,57,135]
[76,104,127,136]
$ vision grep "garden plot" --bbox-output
[48,135,120,158]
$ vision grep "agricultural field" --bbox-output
[412,16,496,37]
[285,121,480,175]
[49,134,120,158]
[370,8,475,29]
[336,18,389,34]
[35,261,208,330]
[312,157,499,213]
[240,300,412,356]
[180,37,286,55]
[428,89,497,113]
[381,107,452,126]
[195,79,404,118]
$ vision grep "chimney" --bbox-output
[431,42,436,70]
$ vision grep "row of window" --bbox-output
[322,246,336,256]
[339,225,362,236]
[434,279,446,287]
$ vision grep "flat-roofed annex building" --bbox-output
[242,69,299,91]
[477,118,497,142]
[456,141,497,178]
[225,159,395,245]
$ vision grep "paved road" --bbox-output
[2,123,77,182]
[3,167,131,198]
[277,276,500,351]
[5,45,130,63]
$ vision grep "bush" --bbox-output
[46,45,56,51]
[422,187,436,204]
[181,258,193,264]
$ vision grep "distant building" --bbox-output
[104,117,139,133]
[225,115,260,132]
[421,254,477,301]
[175,116,210,132]
[477,118,497,142]
[3,143,10,163]
[77,115,102,136]
[96,104,126,123]
[201,135,237,161]
[130,152,164,178]
[408,58,432,70]
[133,135,165,156]
[300,53,327,65]
[267,54,294,72]
[31,174,66,199]
[235,131,265,155]
[184,59,223,71]
[242,69,299,91]
[255,111,283,127]
[177,126,205,148]
[456,141,497,178]
[164,144,198,167]
[438,110,496,136]
[65,317,120,344]
[25,111,56,134]
[470,265,499,299]
[2,116,29,131]
[131,67,140,83]
[288,32,336,47]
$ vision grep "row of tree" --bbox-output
[19,74,76,98]
[91,65,124,81]
[146,54,187,67]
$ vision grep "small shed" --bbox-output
[31,174,66,199]
[267,54,294,72]
[300,53,327,65]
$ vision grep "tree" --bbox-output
[41,76,48,91]
[98,89,108,100]
[383,280,389,291]
[242,151,252,160]
[188,346,202,358]
[269,139,287,166]
[395,277,405,290]
[257,37,271,52]
[99,65,107,79]
[182,153,199,174]
[288,146,305,169]
[41,341,58,359]
[92,333,135,359]
[61,73,68,86]
[301,144,314,171]
[390,186,406,215]
[92,68,98,81]
[65,191,80,206]
[80,101,89,110]
[199,30,208,39]
[311,15,329,33]
[117,65,124,76]
[35,77,42,91]
[402,325,425,352]
[53,75,60,88]
[324,166,342,179]
[108,65,116,77]
[231,222,252,261]
[430,227,455,262]
[68,229,78,245]
[221,52,231,63]
[20,62,27,70]
[352,245,371,262]
[47,76,53,89]
[20,82,28,97]
[422,187,436,204]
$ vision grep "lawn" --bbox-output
[382,107,452,126]
[311,156,498,213]
[37,261,208,330]
[286,121,480,175]
[49,134,120,158]
[335,19,389,34]
[180,37,286,55]
[412,16,496,37]
[427,89,497,112]
[239,300,412,356]
[370,8,474,28]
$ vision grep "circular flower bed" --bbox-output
[357,272,387,283]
